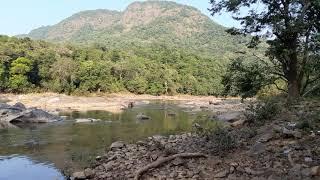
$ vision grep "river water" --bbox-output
[0,101,209,180]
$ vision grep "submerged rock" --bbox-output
[75,118,101,123]
[136,113,151,120]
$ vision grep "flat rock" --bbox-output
[282,127,302,138]
[136,113,151,120]
[214,169,229,178]
[311,166,320,176]
[216,112,242,122]
[72,171,86,180]
[75,118,101,123]
[110,141,125,150]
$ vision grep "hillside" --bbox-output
[20,1,249,59]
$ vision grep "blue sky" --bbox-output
[0,0,237,36]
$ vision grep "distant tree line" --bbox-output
[0,35,226,95]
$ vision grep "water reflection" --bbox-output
[0,101,208,178]
[0,155,64,180]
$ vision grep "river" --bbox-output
[0,101,210,180]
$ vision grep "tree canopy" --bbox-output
[210,0,320,99]
[0,35,227,95]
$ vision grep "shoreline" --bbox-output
[0,93,244,114]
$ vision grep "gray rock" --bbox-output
[103,162,114,171]
[110,141,125,150]
[282,127,302,138]
[311,166,320,176]
[84,168,95,178]
[12,102,26,110]
[172,157,184,166]
[249,142,266,156]
[72,171,86,180]
[75,118,101,123]
[136,113,151,120]
[214,170,229,178]
[216,111,242,122]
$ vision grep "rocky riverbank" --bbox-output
[71,100,320,180]
[0,93,245,114]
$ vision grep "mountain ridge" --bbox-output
[19,1,248,58]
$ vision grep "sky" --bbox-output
[0,0,237,36]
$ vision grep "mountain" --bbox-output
[20,1,249,58]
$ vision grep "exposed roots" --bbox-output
[134,153,207,180]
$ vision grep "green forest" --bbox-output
[0,35,227,95]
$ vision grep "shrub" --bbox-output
[193,117,237,154]
[245,98,281,125]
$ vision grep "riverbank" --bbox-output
[71,99,320,180]
[0,93,245,114]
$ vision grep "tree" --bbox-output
[49,57,78,94]
[210,0,320,99]
[9,57,33,92]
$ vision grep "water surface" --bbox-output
[0,101,208,179]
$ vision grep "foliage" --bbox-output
[210,0,320,98]
[0,35,227,95]
[21,1,250,60]
[9,57,33,92]
[244,98,281,125]
[209,126,237,152]
[193,117,237,153]
[222,58,275,99]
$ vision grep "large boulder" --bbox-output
[0,102,62,124]
[18,109,62,123]
[12,102,26,110]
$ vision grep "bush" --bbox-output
[208,126,237,153]
[245,98,281,125]
[193,117,237,154]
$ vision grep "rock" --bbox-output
[304,157,313,162]
[200,106,209,109]
[244,167,264,175]
[12,102,26,110]
[172,157,184,166]
[84,168,95,178]
[21,109,62,123]
[75,118,101,123]
[258,131,274,143]
[128,102,134,108]
[249,142,266,156]
[136,113,151,120]
[214,170,229,178]
[301,168,311,177]
[151,154,158,161]
[216,111,242,122]
[282,127,302,138]
[230,162,239,167]
[230,166,235,173]
[311,166,320,176]
[231,119,246,127]
[110,141,125,150]
[95,156,102,161]
[72,171,86,180]
[102,162,114,171]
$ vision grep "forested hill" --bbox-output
[19,1,248,59]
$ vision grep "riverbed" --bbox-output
[0,101,213,179]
